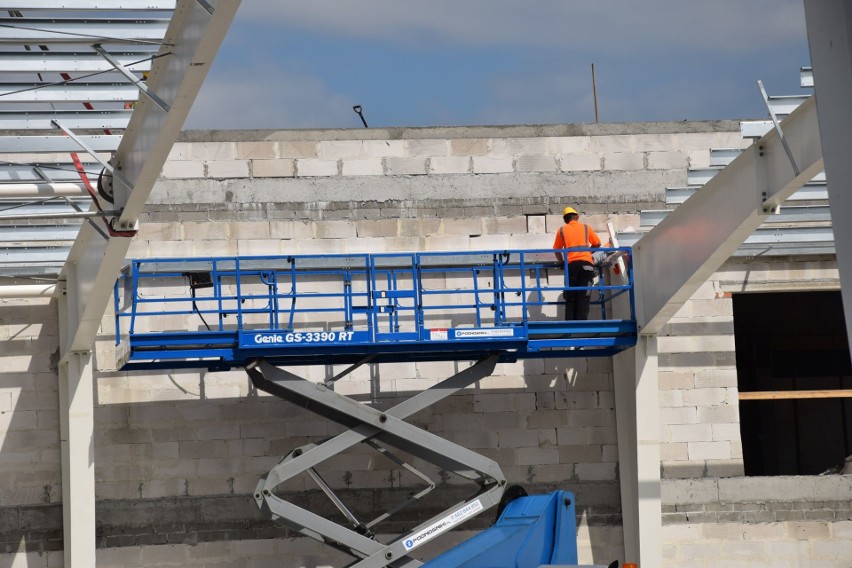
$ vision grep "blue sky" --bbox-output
[185,0,811,130]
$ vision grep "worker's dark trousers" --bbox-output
[564,261,596,320]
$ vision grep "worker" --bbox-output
[553,206,601,320]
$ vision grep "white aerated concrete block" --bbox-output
[682,387,728,406]
[667,423,712,443]
[575,462,617,481]
[318,140,365,159]
[472,156,513,174]
[355,219,398,238]
[385,157,427,175]
[634,133,676,151]
[647,151,688,170]
[280,140,318,158]
[515,446,559,465]
[252,159,295,177]
[342,158,384,176]
[590,135,635,153]
[442,217,483,236]
[687,440,731,460]
[167,142,191,160]
[407,139,449,157]
[661,406,698,425]
[182,221,230,240]
[237,239,283,256]
[688,149,712,168]
[364,139,406,157]
[191,141,236,160]
[673,132,720,151]
[603,152,644,171]
[270,220,313,240]
[515,155,557,172]
[206,160,249,178]
[548,136,591,154]
[559,154,601,172]
[450,138,488,156]
[235,141,277,160]
[296,159,338,177]
[161,160,204,179]
[506,138,548,155]
[429,156,471,174]
[316,220,357,239]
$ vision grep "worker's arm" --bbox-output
[589,227,603,249]
[553,229,565,265]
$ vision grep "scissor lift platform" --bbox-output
[113,248,635,567]
[114,248,636,371]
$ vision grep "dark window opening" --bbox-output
[734,290,852,476]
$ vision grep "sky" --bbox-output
[184,0,812,130]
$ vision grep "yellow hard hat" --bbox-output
[562,207,578,216]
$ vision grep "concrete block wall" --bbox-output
[657,257,841,479]
[5,122,852,567]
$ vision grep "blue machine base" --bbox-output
[422,491,578,568]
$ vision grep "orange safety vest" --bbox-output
[553,220,601,264]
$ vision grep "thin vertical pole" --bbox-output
[591,63,599,123]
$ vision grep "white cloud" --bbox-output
[235,0,806,54]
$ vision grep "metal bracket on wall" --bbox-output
[246,354,506,568]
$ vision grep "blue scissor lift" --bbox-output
[114,248,636,568]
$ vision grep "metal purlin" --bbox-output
[246,355,507,568]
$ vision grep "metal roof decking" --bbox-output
[0,2,174,281]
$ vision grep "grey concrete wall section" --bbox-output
[178,120,744,143]
[149,171,682,209]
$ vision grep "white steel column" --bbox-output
[613,336,661,567]
[58,347,96,566]
[804,0,852,356]
[52,3,241,566]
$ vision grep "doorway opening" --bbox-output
[733,290,852,476]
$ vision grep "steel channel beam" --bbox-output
[0,135,120,154]
[0,51,155,73]
[0,18,170,44]
[0,165,95,183]
[0,110,131,130]
[641,205,832,227]
[667,182,828,205]
[0,225,79,241]
[0,246,69,262]
[634,95,823,333]
[0,83,138,103]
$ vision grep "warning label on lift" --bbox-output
[402,499,483,551]
[428,328,521,341]
[240,330,369,347]
[453,328,516,339]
